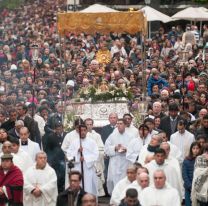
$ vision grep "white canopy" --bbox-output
[80,4,118,13]
[141,6,172,23]
[172,7,208,21]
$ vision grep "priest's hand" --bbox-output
[78,146,83,153]
[32,188,42,197]
[80,156,84,162]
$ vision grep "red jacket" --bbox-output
[0,165,23,206]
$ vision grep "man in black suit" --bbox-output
[100,112,118,144]
[56,170,86,206]
[159,103,183,140]
[1,109,17,131]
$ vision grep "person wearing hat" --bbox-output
[126,124,151,163]
[147,68,169,96]
[159,103,184,140]
[44,101,64,135]
[0,153,24,205]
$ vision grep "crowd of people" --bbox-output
[0,0,208,205]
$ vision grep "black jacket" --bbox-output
[56,188,86,206]
[159,115,183,140]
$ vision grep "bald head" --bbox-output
[154,170,166,189]
[153,101,162,115]
[82,193,97,206]
[127,164,137,182]
[109,112,118,126]
[160,142,170,158]
[2,141,12,154]
[19,127,30,141]
[138,172,149,189]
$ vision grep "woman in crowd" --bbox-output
[182,141,201,206]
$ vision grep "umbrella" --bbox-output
[172,7,208,35]
[141,6,172,38]
[80,4,118,13]
[172,7,208,21]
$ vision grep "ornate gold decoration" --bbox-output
[96,49,111,64]
[57,12,147,36]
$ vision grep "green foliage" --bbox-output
[0,0,24,9]
[78,85,133,103]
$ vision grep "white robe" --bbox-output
[138,144,154,166]
[24,163,58,206]
[66,137,99,196]
[61,130,80,154]
[125,125,139,139]
[20,139,40,162]
[119,180,142,203]
[110,177,132,205]
[34,114,45,137]
[170,130,195,160]
[13,149,33,172]
[145,160,183,200]
[126,134,152,163]
[87,130,105,196]
[168,141,183,163]
[139,184,181,206]
[104,130,135,194]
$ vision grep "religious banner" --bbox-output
[57,11,147,35]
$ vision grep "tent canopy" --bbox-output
[141,6,172,23]
[172,7,208,21]
[80,4,118,13]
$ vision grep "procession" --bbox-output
[0,0,208,205]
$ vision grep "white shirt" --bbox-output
[170,130,195,160]
[110,177,132,205]
[139,184,181,206]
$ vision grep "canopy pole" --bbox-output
[148,21,151,39]
[200,21,202,36]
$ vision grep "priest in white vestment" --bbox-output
[159,131,183,163]
[24,151,58,206]
[85,118,105,196]
[126,124,151,163]
[139,170,181,206]
[119,170,150,202]
[138,134,162,166]
[10,137,33,172]
[66,124,99,196]
[104,119,135,194]
[170,120,195,160]
[110,164,137,205]
[61,119,88,188]
[19,127,40,162]
[160,142,183,184]
[145,148,183,201]
[123,114,138,138]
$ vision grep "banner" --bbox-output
[57,11,147,35]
